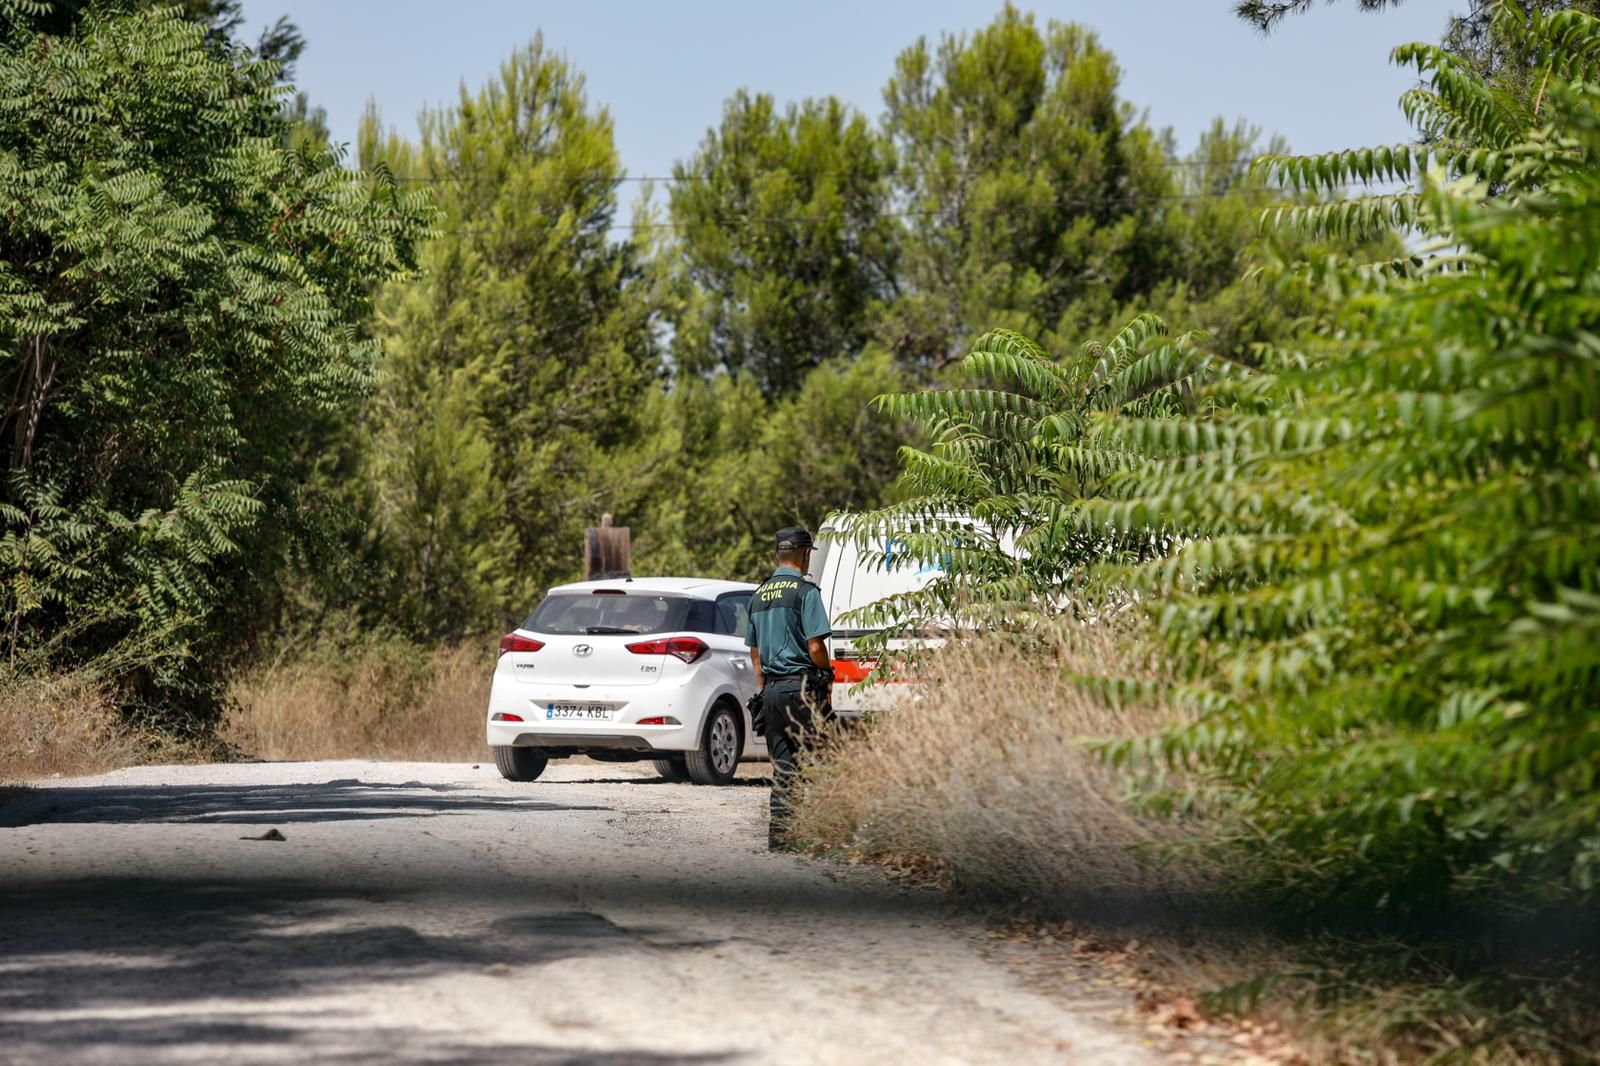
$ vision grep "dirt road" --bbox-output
[0,760,1162,1065]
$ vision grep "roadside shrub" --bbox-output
[0,673,190,780]
[793,619,1224,921]
[0,4,431,725]
[848,5,1600,926]
[221,633,492,762]
[1091,8,1600,922]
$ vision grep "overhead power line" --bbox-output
[430,182,1415,236]
[383,156,1279,186]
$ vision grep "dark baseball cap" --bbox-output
[775,526,813,550]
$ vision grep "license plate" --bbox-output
[545,702,613,721]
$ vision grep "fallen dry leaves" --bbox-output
[988,919,1311,1065]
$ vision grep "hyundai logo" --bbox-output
[572,644,593,657]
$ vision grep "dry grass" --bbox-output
[221,635,493,762]
[0,673,187,781]
[0,633,494,781]
[791,622,1592,1066]
[794,619,1225,922]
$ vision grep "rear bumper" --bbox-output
[487,717,697,753]
[487,675,708,753]
[505,731,655,754]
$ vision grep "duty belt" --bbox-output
[766,668,833,685]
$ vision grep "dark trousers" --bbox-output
[763,671,831,848]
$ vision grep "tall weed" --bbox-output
[794,620,1225,922]
[794,625,1600,1064]
[0,673,182,780]
[221,634,492,762]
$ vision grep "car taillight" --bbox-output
[499,633,545,656]
[491,712,524,722]
[625,636,708,664]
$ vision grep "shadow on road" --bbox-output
[0,875,737,1065]
[0,773,931,1064]
[0,777,610,828]
[11,1015,732,1066]
[584,776,774,788]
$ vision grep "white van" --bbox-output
[806,513,951,719]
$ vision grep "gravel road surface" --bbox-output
[0,760,1161,1065]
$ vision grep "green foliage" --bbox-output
[843,317,1218,635]
[1107,5,1600,919]
[1109,117,1360,369]
[127,0,308,78]
[356,42,916,619]
[835,114,1352,636]
[1235,0,1600,92]
[0,1,1442,747]
[881,6,1187,371]
[345,6,1335,638]
[1234,0,1407,34]
[1443,2,1600,94]
[618,350,911,581]
[0,3,430,719]
[877,4,1600,923]
[357,38,657,638]
[665,92,897,396]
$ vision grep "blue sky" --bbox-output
[244,0,1465,189]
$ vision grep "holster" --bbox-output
[745,690,766,737]
[758,667,835,739]
[799,666,835,722]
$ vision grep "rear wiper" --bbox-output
[584,626,635,635]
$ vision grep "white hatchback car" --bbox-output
[485,577,764,785]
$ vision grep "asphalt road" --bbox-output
[0,760,1161,1065]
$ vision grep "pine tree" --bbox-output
[881,5,1181,373]
[1234,0,1408,33]
[359,38,658,637]
[665,91,898,397]
[616,350,911,582]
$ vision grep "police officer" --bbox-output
[746,526,833,850]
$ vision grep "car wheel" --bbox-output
[652,757,691,783]
[685,701,742,786]
[493,745,548,782]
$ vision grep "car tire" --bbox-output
[652,757,691,782]
[493,745,548,782]
[685,701,742,786]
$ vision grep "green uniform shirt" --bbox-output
[746,566,832,678]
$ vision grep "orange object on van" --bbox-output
[831,657,876,685]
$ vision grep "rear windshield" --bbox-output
[524,593,705,636]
